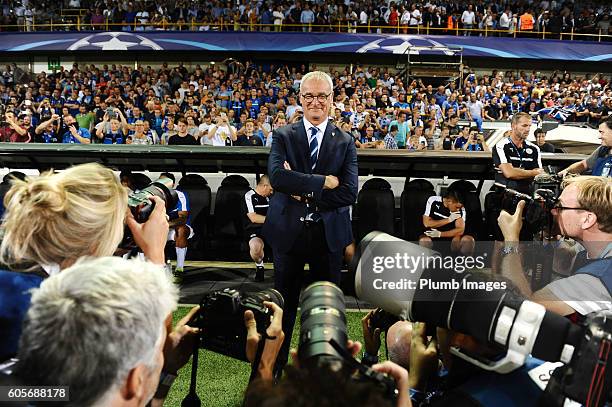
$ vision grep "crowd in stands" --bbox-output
[1,0,610,37]
[0,60,610,150]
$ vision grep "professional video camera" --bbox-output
[191,288,284,362]
[298,281,398,401]
[496,167,563,236]
[352,232,611,407]
[497,168,565,289]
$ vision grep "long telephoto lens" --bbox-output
[299,282,347,370]
[352,231,584,369]
[128,177,178,223]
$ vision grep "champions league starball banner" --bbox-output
[1,31,611,61]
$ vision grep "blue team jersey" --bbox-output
[466,143,484,151]
[249,98,261,113]
[65,98,80,116]
[103,131,125,145]
[41,130,60,144]
[62,127,91,144]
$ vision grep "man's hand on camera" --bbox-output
[371,361,411,407]
[409,322,438,391]
[361,310,382,355]
[498,199,525,241]
[125,196,169,265]
[557,169,572,178]
[162,306,201,375]
[324,175,339,190]
[245,301,285,381]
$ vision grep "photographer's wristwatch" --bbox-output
[501,245,520,256]
[362,351,379,367]
[154,371,177,399]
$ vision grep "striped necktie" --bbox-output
[309,126,319,170]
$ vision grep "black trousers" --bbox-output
[273,221,343,371]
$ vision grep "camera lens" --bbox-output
[299,282,347,370]
[248,288,285,309]
[127,177,178,223]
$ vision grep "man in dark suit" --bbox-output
[262,71,358,369]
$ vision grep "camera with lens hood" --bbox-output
[127,177,178,223]
[298,281,398,401]
[120,177,179,249]
[351,231,611,407]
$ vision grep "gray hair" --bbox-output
[300,71,334,95]
[17,257,178,407]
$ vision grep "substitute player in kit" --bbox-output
[243,175,273,281]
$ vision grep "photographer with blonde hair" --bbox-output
[498,175,612,316]
[0,162,169,360]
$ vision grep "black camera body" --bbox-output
[559,310,612,405]
[497,171,562,233]
[192,288,284,362]
[369,308,400,333]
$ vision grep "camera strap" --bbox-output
[597,146,610,159]
[329,338,367,373]
[248,334,273,383]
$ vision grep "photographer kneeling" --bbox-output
[498,175,612,316]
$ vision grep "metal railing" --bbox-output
[4,14,611,42]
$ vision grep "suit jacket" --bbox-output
[262,119,358,253]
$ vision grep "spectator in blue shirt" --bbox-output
[434,85,447,106]
[62,115,91,144]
